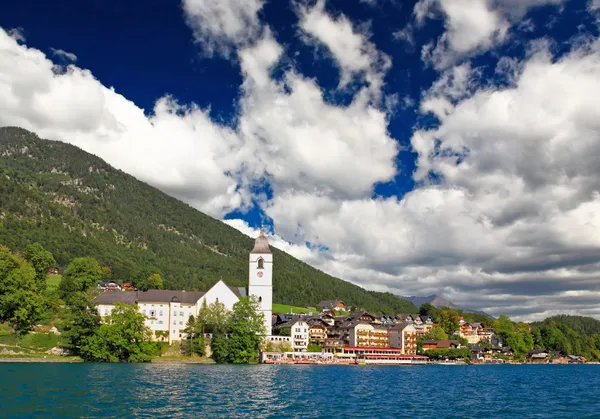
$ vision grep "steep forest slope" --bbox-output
[0,127,417,313]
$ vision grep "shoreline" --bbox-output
[0,357,83,363]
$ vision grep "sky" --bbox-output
[1,0,600,321]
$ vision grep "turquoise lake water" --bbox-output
[1,363,599,418]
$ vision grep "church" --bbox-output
[94,229,273,343]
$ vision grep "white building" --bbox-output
[94,229,274,343]
[249,229,273,336]
[291,319,309,351]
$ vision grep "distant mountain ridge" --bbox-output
[400,294,492,317]
[0,126,417,314]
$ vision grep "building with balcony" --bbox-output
[291,319,310,351]
[388,322,418,355]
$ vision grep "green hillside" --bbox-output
[0,127,417,314]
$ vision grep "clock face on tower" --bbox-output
[257,271,264,278]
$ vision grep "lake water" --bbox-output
[1,363,599,418]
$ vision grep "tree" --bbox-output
[23,243,56,290]
[181,315,205,357]
[420,303,440,321]
[438,309,460,336]
[80,303,156,362]
[197,299,230,334]
[212,296,265,364]
[61,292,101,355]
[0,247,47,333]
[131,267,162,291]
[147,273,164,290]
[59,257,103,302]
[101,266,112,278]
[422,326,448,341]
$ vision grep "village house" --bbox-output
[93,229,274,344]
[291,319,310,351]
[387,322,417,355]
[527,350,549,364]
[307,319,328,345]
[459,321,496,344]
[97,281,121,291]
[319,300,347,312]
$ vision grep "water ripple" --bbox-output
[1,364,600,418]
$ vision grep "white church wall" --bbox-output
[198,280,239,311]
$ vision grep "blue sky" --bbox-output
[1,0,600,320]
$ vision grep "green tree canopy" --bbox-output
[420,303,441,321]
[197,299,230,334]
[211,296,265,364]
[80,303,156,362]
[0,246,47,333]
[147,273,164,290]
[59,257,102,302]
[438,309,460,336]
[23,242,56,290]
[61,292,101,355]
[422,326,448,341]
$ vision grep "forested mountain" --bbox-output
[0,127,417,313]
[532,315,600,337]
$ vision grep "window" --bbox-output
[180,312,184,317]
[173,310,178,316]
[173,320,177,325]
[257,257,264,269]
[159,310,163,316]
[258,296,262,303]
[179,321,183,326]
[104,309,109,316]
[149,310,156,318]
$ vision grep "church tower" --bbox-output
[248,228,272,336]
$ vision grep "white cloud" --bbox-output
[50,47,77,62]
[7,27,25,43]
[260,36,600,320]
[182,0,265,57]
[298,0,390,94]
[4,8,600,321]
[0,28,247,217]
[237,33,398,200]
[414,0,565,69]
[223,219,327,267]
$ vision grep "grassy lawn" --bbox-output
[46,274,62,291]
[272,303,319,315]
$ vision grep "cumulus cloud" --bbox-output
[182,0,265,56]
[50,47,77,62]
[0,28,247,217]
[254,35,600,321]
[298,0,391,94]
[237,32,398,200]
[3,2,600,321]
[414,0,565,69]
[7,27,25,43]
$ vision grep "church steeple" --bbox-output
[251,226,271,254]
[248,226,273,336]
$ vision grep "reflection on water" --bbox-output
[1,364,600,418]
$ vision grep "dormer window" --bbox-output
[257,257,264,269]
